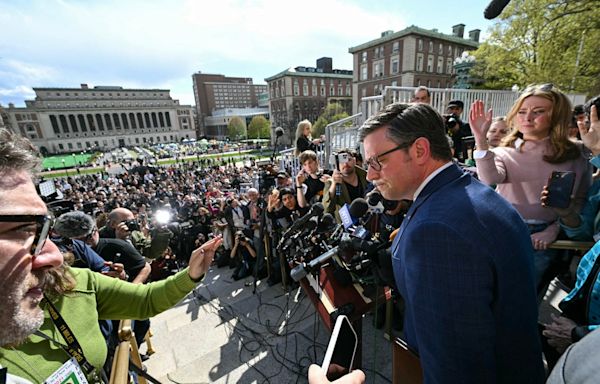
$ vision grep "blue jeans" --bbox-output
[528,223,559,293]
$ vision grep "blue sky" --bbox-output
[0,0,497,107]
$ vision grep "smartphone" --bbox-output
[321,315,358,381]
[546,171,576,208]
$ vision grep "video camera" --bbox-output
[443,113,460,130]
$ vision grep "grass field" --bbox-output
[42,153,94,170]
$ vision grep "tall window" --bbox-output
[112,113,121,129]
[104,114,112,130]
[446,58,453,74]
[428,41,433,53]
[437,57,444,74]
[77,115,87,132]
[50,115,60,134]
[418,39,423,51]
[293,80,299,96]
[438,43,443,55]
[58,115,69,133]
[391,57,399,74]
[361,52,367,62]
[361,65,368,80]
[416,53,424,72]
[303,81,308,96]
[392,41,399,53]
[87,114,96,131]
[121,113,129,129]
[427,56,433,72]
[68,115,78,133]
[95,114,104,131]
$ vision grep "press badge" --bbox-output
[45,357,89,384]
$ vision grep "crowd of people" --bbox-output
[2,83,600,383]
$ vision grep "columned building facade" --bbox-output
[3,84,196,154]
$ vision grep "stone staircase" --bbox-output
[141,265,394,383]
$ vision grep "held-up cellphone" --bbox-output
[321,315,358,381]
[546,171,576,209]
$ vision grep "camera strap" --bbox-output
[41,296,103,382]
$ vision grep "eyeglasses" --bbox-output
[365,142,413,171]
[0,214,54,256]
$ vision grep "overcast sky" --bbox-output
[0,0,496,107]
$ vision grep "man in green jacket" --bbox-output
[0,129,222,383]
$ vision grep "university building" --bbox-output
[192,72,268,138]
[265,57,352,146]
[2,84,196,155]
[348,24,480,114]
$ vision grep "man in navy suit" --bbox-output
[359,103,545,383]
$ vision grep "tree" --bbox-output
[312,103,350,137]
[247,115,270,139]
[471,0,600,94]
[227,116,246,140]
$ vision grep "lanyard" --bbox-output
[41,296,101,382]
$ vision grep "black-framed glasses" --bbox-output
[365,142,413,171]
[0,215,54,256]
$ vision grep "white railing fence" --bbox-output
[278,86,587,177]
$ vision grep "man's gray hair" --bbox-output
[0,128,41,177]
[54,211,96,239]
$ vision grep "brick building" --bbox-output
[191,72,268,138]
[265,57,352,146]
[348,24,480,114]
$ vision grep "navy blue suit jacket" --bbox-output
[392,163,544,384]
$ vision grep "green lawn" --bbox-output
[42,153,94,170]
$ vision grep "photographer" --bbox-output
[445,100,472,161]
[322,149,368,220]
[231,230,257,281]
[99,207,172,260]
[295,150,331,208]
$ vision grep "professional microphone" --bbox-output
[366,189,382,206]
[316,213,336,233]
[285,202,324,233]
[290,246,338,282]
[484,0,511,19]
[349,198,369,219]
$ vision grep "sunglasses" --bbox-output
[0,215,54,256]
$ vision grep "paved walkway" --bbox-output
[141,264,393,383]
[140,261,568,383]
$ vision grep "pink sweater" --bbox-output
[476,137,591,222]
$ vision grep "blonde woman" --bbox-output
[470,84,592,295]
[295,119,322,156]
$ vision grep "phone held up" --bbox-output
[546,171,576,209]
[321,315,358,381]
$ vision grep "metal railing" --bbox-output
[279,86,587,178]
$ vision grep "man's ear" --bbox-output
[411,137,431,165]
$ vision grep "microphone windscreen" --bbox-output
[367,190,382,206]
[317,213,336,232]
[349,198,369,219]
[311,202,324,215]
[484,0,511,19]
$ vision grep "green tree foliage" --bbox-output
[247,115,270,139]
[227,116,247,140]
[471,0,600,94]
[312,103,350,137]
